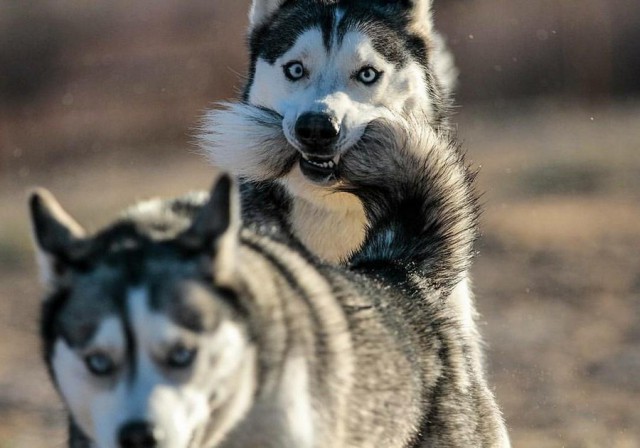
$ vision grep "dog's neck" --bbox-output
[282,167,367,264]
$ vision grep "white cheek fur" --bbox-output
[248,29,432,152]
[52,317,127,443]
[53,340,96,438]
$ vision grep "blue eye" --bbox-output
[85,353,117,376]
[166,345,197,369]
[357,66,382,85]
[284,61,306,81]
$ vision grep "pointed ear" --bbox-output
[407,0,433,34]
[248,0,288,30]
[29,189,87,289]
[379,0,433,34]
[179,174,240,287]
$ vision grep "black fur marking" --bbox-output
[321,5,335,50]
[41,288,71,372]
[238,180,297,244]
[336,6,417,68]
[248,3,334,65]
[122,297,137,384]
[68,421,92,448]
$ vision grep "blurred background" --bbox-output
[1,0,639,446]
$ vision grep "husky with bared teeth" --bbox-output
[200,0,478,372]
[202,0,457,261]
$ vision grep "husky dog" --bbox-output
[201,0,457,264]
[199,1,478,362]
[31,123,508,447]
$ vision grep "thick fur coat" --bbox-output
[31,121,509,448]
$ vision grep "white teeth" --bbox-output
[305,159,336,169]
[300,152,340,170]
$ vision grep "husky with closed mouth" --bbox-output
[31,122,508,447]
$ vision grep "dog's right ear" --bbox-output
[29,189,87,289]
[374,0,434,34]
[179,174,241,287]
[248,0,287,30]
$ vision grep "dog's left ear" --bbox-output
[378,0,434,34]
[179,174,240,287]
[248,0,288,31]
[29,189,87,289]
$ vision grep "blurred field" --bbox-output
[464,103,640,447]
[1,0,640,447]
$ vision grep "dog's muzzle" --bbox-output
[118,420,163,448]
[295,112,341,185]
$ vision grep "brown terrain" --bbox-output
[1,1,639,447]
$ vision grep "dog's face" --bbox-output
[31,179,255,448]
[52,281,251,448]
[242,0,452,186]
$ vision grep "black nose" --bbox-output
[118,421,160,448]
[295,112,340,151]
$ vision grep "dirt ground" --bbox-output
[0,102,639,447]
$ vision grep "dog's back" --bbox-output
[31,120,508,447]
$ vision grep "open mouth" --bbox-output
[298,154,341,185]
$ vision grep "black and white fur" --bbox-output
[31,122,508,447]
[200,0,458,263]
[199,2,482,399]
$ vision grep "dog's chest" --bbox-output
[289,196,367,264]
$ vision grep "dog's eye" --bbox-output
[283,61,306,81]
[166,345,197,369]
[85,353,117,376]
[356,66,382,85]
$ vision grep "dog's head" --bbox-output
[30,177,256,448]
[201,0,456,188]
